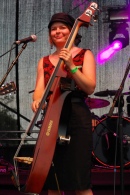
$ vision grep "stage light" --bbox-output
[112,40,122,50]
[97,41,122,64]
[109,22,129,49]
[97,6,130,65]
[108,7,129,22]
[97,23,129,64]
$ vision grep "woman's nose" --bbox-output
[56,28,60,33]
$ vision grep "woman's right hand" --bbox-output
[31,99,41,112]
[31,99,47,113]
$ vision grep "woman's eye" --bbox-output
[51,26,67,31]
[61,26,67,29]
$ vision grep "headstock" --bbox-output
[78,2,98,26]
[0,82,16,95]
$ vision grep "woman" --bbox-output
[32,12,96,195]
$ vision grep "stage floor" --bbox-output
[0,145,130,195]
[0,165,130,195]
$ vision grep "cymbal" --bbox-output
[94,90,130,97]
[85,98,110,109]
[94,90,117,97]
[123,91,130,95]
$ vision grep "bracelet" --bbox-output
[70,66,78,74]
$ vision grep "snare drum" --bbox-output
[92,116,130,168]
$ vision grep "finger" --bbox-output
[59,54,66,60]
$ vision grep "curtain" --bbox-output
[0,0,129,137]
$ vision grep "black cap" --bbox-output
[48,12,82,46]
[48,12,75,29]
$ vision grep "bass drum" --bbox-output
[92,116,130,168]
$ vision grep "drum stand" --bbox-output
[108,57,130,195]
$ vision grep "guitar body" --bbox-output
[24,76,70,193]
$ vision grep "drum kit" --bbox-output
[87,89,130,168]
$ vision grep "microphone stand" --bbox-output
[108,57,130,195]
[0,45,16,58]
[0,43,27,87]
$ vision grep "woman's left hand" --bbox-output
[59,48,74,69]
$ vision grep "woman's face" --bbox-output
[49,22,71,47]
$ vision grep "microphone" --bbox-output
[14,35,37,45]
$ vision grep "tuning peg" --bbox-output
[90,2,98,10]
[93,15,98,22]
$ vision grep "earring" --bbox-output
[49,37,53,49]
[51,43,53,49]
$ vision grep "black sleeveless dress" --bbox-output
[43,49,93,191]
